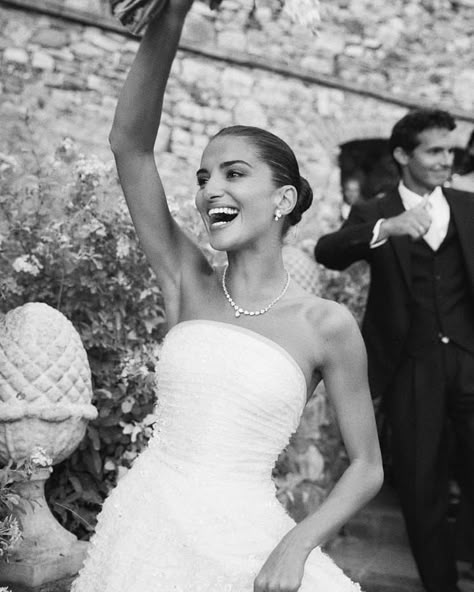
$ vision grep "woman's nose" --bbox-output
[203,176,225,199]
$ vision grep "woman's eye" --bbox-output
[197,177,208,187]
[227,170,242,179]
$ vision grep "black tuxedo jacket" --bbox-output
[314,187,474,398]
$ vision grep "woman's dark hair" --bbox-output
[388,108,456,157]
[212,125,313,233]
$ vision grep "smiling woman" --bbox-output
[71,1,383,591]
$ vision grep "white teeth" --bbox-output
[208,207,239,216]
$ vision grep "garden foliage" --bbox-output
[0,138,174,539]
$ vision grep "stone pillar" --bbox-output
[0,302,98,588]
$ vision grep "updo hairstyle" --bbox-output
[213,126,313,234]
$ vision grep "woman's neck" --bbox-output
[224,251,287,305]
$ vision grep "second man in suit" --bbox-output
[315,109,474,592]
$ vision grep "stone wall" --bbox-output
[1,0,473,239]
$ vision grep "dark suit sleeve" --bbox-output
[314,201,380,270]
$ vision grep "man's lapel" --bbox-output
[379,188,412,291]
[445,188,474,296]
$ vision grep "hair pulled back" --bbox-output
[213,126,313,232]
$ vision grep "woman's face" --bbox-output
[195,136,281,252]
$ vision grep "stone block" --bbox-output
[3,47,29,65]
[32,51,55,71]
[220,68,254,96]
[233,98,268,127]
[31,28,69,49]
[45,48,75,62]
[171,127,192,148]
[217,30,247,52]
[7,22,32,46]
[300,55,335,75]
[175,101,205,121]
[87,74,107,92]
[180,59,217,85]
[344,44,365,58]
[315,31,346,55]
[315,88,345,119]
[83,28,122,53]
[203,107,231,127]
[0,541,88,589]
[363,37,382,50]
[70,42,103,59]
[206,123,222,136]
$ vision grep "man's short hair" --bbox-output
[388,109,456,157]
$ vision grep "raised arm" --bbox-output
[109,0,212,325]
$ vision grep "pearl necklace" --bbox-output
[221,266,291,318]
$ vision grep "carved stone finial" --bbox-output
[0,302,98,588]
[0,302,97,465]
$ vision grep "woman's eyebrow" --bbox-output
[196,160,253,176]
[220,160,253,168]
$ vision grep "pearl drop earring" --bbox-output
[274,209,282,221]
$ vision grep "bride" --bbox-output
[72,1,383,591]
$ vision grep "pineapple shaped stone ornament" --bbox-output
[0,302,98,588]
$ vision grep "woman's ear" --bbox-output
[275,185,297,216]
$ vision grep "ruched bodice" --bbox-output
[150,320,307,484]
[72,320,361,592]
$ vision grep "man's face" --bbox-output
[395,127,455,195]
[343,180,361,205]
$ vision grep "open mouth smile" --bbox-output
[208,207,239,229]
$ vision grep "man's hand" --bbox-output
[380,198,432,241]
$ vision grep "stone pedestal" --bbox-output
[0,542,87,589]
[0,468,88,588]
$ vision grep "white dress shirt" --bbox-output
[371,182,450,251]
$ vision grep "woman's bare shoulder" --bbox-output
[296,292,359,343]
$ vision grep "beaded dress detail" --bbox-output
[72,320,361,592]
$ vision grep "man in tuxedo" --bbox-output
[314,109,474,592]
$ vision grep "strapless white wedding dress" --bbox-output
[72,320,361,591]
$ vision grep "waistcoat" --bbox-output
[406,216,474,355]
